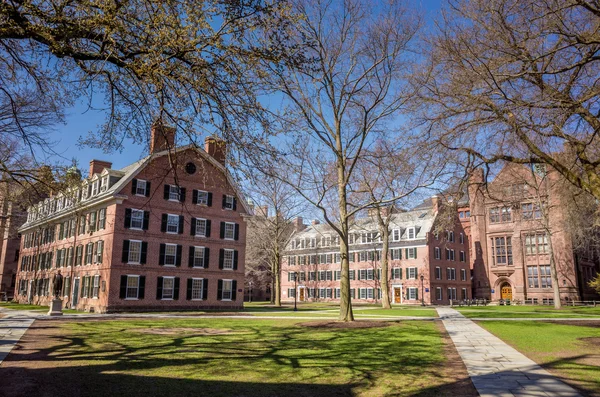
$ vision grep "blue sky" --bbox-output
[47,0,444,172]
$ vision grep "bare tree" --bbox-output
[415,0,600,200]
[253,0,422,321]
[0,0,300,165]
[245,172,305,306]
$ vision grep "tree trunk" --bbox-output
[273,253,282,307]
[547,232,562,309]
[379,223,391,309]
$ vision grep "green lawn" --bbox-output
[457,305,600,318]
[0,318,469,396]
[0,302,48,311]
[480,321,600,396]
[243,302,438,318]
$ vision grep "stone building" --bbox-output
[0,186,25,300]
[14,126,249,312]
[280,201,471,305]
[467,165,599,303]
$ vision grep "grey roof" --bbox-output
[288,208,436,249]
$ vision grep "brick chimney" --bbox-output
[255,205,269,217]
[294,217,306,232]
[431,195,440,212]
[205,136,227,164]
[88,160,112,178]
[150,122,176,154]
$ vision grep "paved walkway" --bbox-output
[437,307,581,397]
[0,310,42,365]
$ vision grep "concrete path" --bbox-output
[0,310,42,365]
[437,307,581,397]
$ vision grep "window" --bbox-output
[461,269,467,281]
[522,203,542,220]
[223,222,235,240]
[223,249,234,270]
[309,271,316,281]
[85,242,94,264]
[489,207,500,223]
[162,277,175,299]
[91,181,98,196]
[407,227,416,239]
[448,231,454,242]
[129,240,142,264]
[406,247,417,259]
[191,278,204,300]
[83,276,90,298]
[446,267,456,280]
[525,233,549,255]
[391,249,402,260]
[195,218,208,237]
[459,233,464,244]
[92,275,100,298]
[407,267,417,279]
[131,209,144,229]
[79,216,86,235]
[167,214,179,234]
[459,251,465,262]
[393,229,400,241]
[165,244,177,266]
[98,209,106,230]
[223,195,235,210]
[436,287,442,300]
[95,241,103,263]
[461,288,468,300]
[136,179,148,196]
[434,247,441,260]
[89,212,97,232]
[491,236,513,265]
[447,288,457,300]
[196,190,209,205]
[528,265,552,288]
[501,207,512,222]
[169,185,181,201]
[193,247,205,268]
[75,245,83,266]
[222,280,233,300]
[435,267,441,280]
[407,287,418,300]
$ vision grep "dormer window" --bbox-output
[100,176,109,192]
[407,227,416,240]
[91,181,99,196]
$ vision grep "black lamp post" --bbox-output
[249,281,253,303]
[420,274,425,306]
[293,272,298,311]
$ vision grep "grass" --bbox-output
[479,321,600,396]
[0,301,80,314]
[242,302,438,318]
[0,317,469,396]
[456,305,600,318]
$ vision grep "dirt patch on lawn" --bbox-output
[133,327,234,335]
[298,320,390,329]
[580,337,600,347]
[546,320,600,328]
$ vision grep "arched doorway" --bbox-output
[500,283,512,300]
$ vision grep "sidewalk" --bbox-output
[437,307,581,397]
[0,309,44,365]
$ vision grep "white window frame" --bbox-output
[406,247,417,259]
[224,222,235,240]
[224,195,235,210]
[125,275,140,300]
[222,279,233,301]
[169,185,181,201]
[408,267,417,279]
[436,287,442,301]
[407,227,416,240]
[164,243,177,267]
[92,275,100,298]
[434,247,441,260]
[223,249,235,270]
[166,214,179,234]
[196,190,209,205]
[435,266,441,280]
[191,278,204,300]
[408,287,417,300]
[162,277,175,300]
[130,209,144,230]
[195,218,208,237]
[136,179,148,196]
[128,240,142,264]
[193,246,205,268]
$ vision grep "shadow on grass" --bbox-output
[0,318,474,397]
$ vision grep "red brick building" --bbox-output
[280,201,471,305]
[467,165,599,303]
[0,185,25,300]
[14,126,249,312]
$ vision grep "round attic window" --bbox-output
[185,162,197,175]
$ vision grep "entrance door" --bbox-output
[299,287,305,302]
[393,287,402,304]
[501,284,512,300]
[72,278,80,307]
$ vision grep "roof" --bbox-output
[21,144,252,230]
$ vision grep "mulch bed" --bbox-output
[546,320,600,328]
